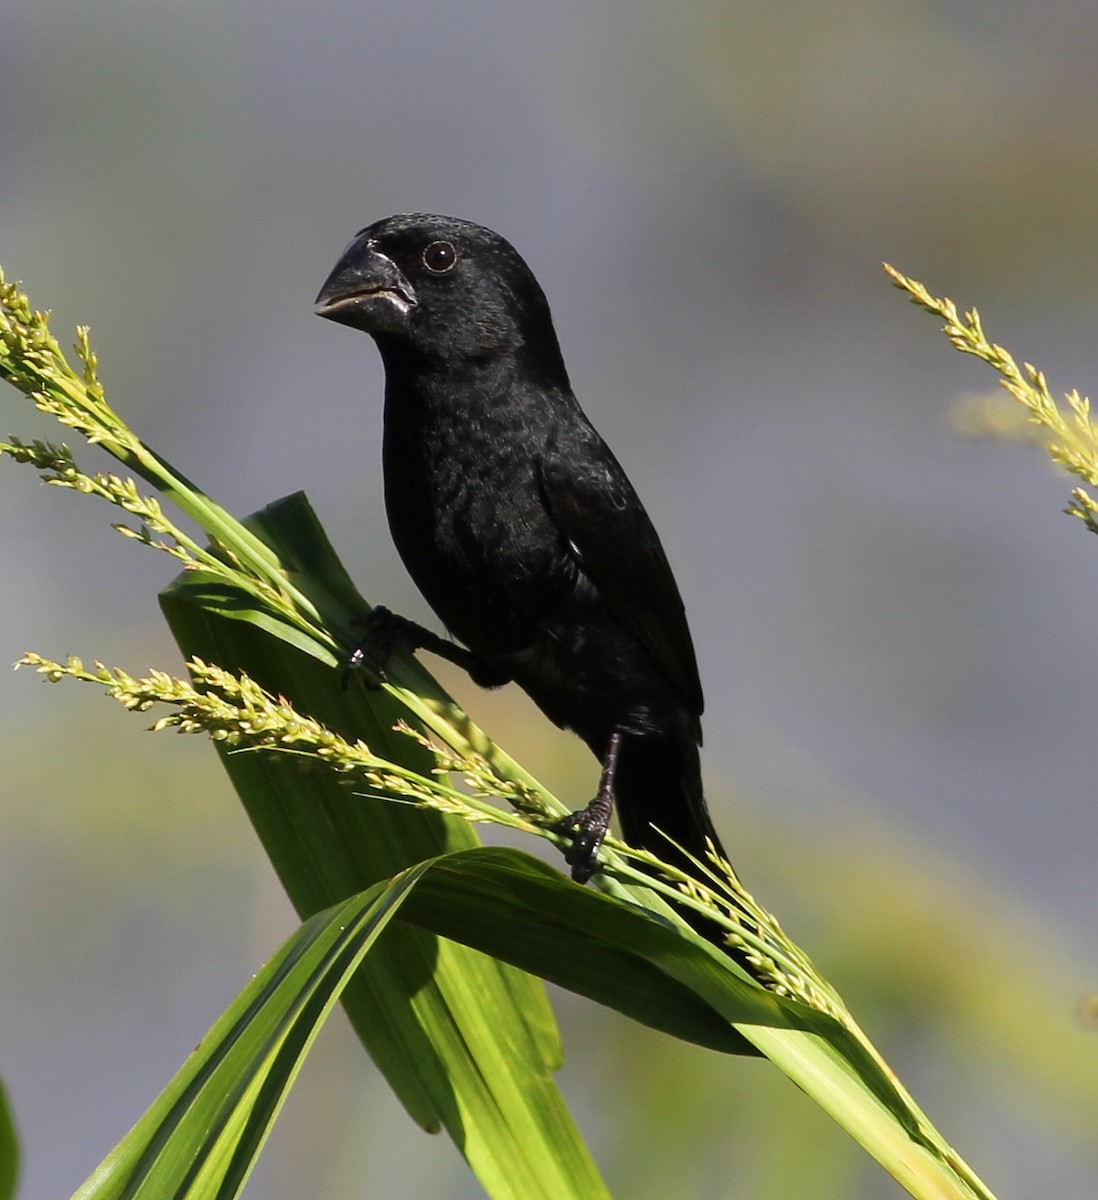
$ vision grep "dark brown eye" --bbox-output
[422,240,457,273]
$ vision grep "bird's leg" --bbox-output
[343,605,509,688]
[556,730,623,884]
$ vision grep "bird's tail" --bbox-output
[613,733,732,890]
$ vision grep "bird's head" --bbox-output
[315,213,565,373]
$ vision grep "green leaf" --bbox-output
[73,869,425,1200]
[65,848,776,1200]
[159,493,609,1200]
[166,578,338,667]
[71,835,998,1200]
[396,848,998,1200]
[396,845,810,1053]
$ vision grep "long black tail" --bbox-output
[613,732,731,888]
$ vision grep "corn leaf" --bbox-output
[159,493,608,1200]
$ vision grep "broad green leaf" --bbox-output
[395,847,996,1200]
[165,578,338,667]
[160,493,608,1200]
[71,840,995,1200]
[73,868,425,1200]
[396,845,808,1053]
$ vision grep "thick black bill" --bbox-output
[314,240,418,333]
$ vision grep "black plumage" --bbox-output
[315,213,729,886]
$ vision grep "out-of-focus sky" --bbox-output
[2,2,1097,1197]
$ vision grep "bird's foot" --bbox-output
[343,606,502,690]
[555,731,622,883]
[554,791,613,884]
[342,605,412,688]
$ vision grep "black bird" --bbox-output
[315,213,729,887]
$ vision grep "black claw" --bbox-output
[342,605,410,688]
[567,830,605,884]
[342,606,505,691]
[554,796,613,884]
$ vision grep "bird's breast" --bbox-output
[382,399,573,655]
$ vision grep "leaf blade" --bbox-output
[158,493,607,1200]
[72,869,424,1200]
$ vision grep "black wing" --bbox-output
[538,435,704,722]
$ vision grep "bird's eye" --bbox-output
[422,241,457,273]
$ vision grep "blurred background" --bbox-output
[2,1,1097,1196]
